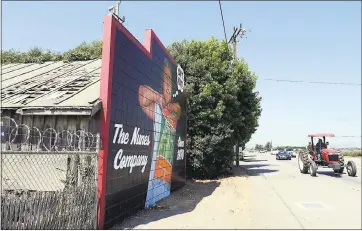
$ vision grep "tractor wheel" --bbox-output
[339,154,345,167]
[336,153,345,174]
[309,160,317,177]
[298,151,309,174]
[347,161,357,177]
[338,167,344,174]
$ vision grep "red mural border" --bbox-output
[98,14,178,229]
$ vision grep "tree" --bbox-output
[1,40,102,64]
[168,37,262,179]
[255,144,263,151]
[63,40,103,62]
[228,58,262,156]
[264,142,272,150]
[276,146,306,150]
[1,47,63,64]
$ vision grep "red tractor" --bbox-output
[298,133,357,177]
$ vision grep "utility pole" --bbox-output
[108,1,125,23]
[228,23,249,61]
[228,23,250,167]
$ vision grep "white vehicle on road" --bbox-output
[285,148,295,157]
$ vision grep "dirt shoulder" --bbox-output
[111,167,254,229]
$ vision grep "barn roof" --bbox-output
[1,59,102,115]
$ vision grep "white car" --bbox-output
[285,148,295,157]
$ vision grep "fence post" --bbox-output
[81,130,86,151]
[95,133,100,152]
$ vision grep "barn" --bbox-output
[1,60,104,229]
[1,59,102,133]
[1,60,102,192]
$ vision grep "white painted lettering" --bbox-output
[176,137,185,160]
[117,125,129,144]
[113,124,122,144]
[130,127,150,146]
[177,149,184,160]
[177,137,184,148]
[112,124,151,173]
[113,148,148,173]
[113,149,123,169]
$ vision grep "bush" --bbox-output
[343,151,361,157]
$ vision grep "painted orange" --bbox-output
[154,156,172,184]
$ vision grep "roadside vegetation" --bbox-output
[168,37,262,179]
[274,146,306,150]
[1,41,103,64]
[254,143,306,151]
[2,37,262,179]
[343,151,361,157]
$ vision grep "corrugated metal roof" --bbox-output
[1,60,102,110]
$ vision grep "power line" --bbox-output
[338,136,362,138]
[262,78,361,86]
[218,0,228,42]
[213,5,359,88]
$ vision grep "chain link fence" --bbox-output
[1,116,100,230]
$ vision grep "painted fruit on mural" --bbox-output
[154,156,172,183]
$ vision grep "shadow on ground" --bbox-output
[317,171,344,178]
[242,159,267,163]
[239,163,279,176]
[243,154,257,158]
[246,168,279,176]
[111,180,221,229]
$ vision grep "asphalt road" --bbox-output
[112,152,361,229]
[240,151,362,229]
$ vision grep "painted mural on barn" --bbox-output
[98,14,187,229]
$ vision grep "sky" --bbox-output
[2,1,361,148]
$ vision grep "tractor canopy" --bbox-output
[308,133,338,153]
